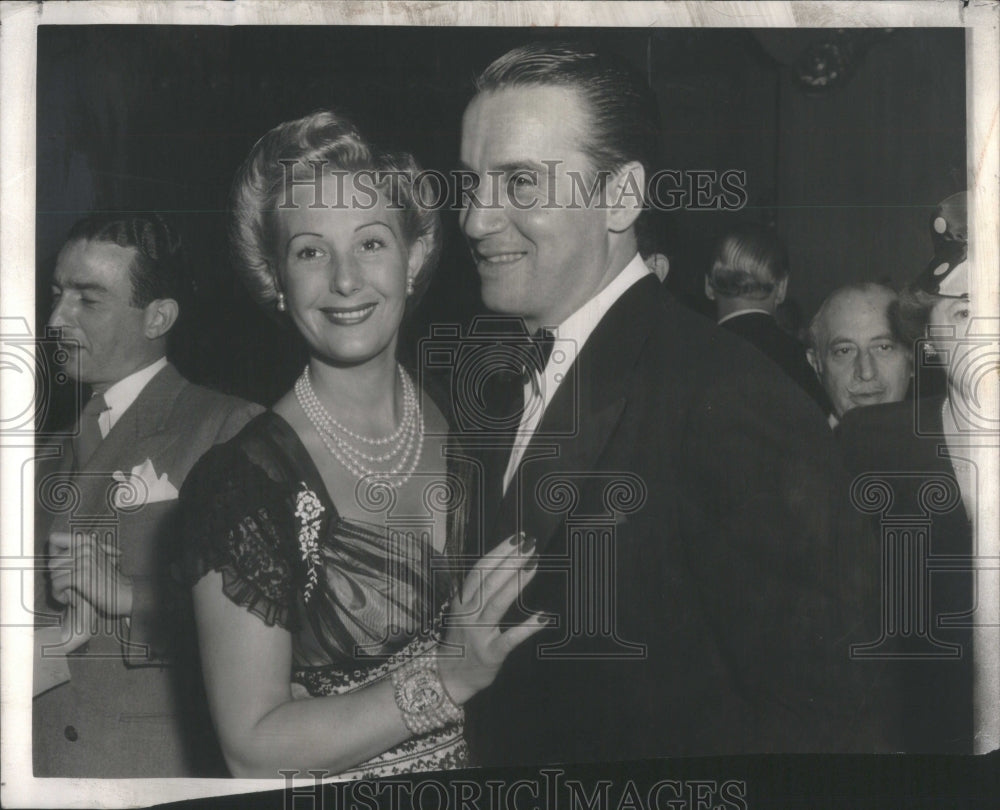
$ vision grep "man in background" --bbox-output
[807,282,912,426]
[706,223,831,413]
[33,212,261,776]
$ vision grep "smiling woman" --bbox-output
[277,176,422,367]
[177,109,548,779]
[229,111,441,317]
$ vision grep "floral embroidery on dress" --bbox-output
[181,411,471,777]
[294,484,324,602]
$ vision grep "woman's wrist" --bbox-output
[435,647,476,706]
[391,647,464,736]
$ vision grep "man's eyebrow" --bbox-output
[458,159,547,174]
[53,280,108,293]
[497,160,549,175]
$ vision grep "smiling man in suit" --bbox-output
[33,213,261,776]
[457,41,888,765]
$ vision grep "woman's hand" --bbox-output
[438,533,548,705]
[191,533,546,775]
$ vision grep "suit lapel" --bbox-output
[75,364,187,516]
[477,368,529,548]
[491,275,663,552]
[494,366,626,552]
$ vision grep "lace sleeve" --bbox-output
[179,434,301,632]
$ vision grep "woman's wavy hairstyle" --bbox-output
[229,109,441,313]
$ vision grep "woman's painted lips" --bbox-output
[321,303,377,325]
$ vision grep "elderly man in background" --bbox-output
[33,212,261,776]
[807,282,912,426]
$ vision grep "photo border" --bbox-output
[2,2,997,807]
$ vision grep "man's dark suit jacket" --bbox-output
[464,275,888,766]
[837,397,974,753]
[720,310,832,414]
[33,363,262,776]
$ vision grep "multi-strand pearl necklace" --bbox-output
[295,365,424,488]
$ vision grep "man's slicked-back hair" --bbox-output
[707,223,790,300]
[65,212,185,308]
[475,41,660,184]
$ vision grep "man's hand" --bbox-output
[56,594,98,653]
[33,593,98,696]
[47,531,75,604]
[47,531,133,618]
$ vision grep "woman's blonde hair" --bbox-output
[229,109,441,312]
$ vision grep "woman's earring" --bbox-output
[276,291,287,312]
[406,276,415,296]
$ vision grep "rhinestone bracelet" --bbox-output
[391,649,464,736]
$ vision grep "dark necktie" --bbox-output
[524,328,556,380]
[479,329,555,501]
[74,393,108,469]
[485,327,557,418]
[497,328,557,491]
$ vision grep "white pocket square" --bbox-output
[112,459,178,509]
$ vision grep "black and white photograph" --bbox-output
[1,2,998,808]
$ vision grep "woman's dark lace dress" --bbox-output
[180,410,471,778]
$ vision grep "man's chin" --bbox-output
[478,286,529,320]
[54,353,86,382]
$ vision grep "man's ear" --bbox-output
[606,161,645,234]
[143,298,179,340]
[806,347,821,378]
[645,253,670,283]
[775,277,789,305]
[704,276,716,302]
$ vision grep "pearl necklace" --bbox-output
[295,365,425,488]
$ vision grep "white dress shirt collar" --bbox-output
[717,308,773,326]
[548,252,652,361]
[503,254,651,493]
[97,356,168,437]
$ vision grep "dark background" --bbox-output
[36,26,965,427]
[31,25,994,801]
